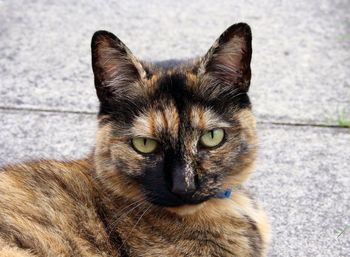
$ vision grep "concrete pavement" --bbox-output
[0,0,349,256]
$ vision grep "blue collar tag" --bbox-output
[215,188,232,199]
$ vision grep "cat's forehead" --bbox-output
[131,69,231,139]
[131,104,230,139]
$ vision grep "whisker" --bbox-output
[107,198,146,236]
[117,203,152,252]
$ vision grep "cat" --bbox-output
[0,23,270,257]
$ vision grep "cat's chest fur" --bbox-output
[100,189,263,257]
[107,211,261,257]
[0,160,267,257]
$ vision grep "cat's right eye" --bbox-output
[132,137,158,154]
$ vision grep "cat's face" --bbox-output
[92,23,257,209]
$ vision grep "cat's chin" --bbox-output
[164,197,237,218]
[165,202,206,216]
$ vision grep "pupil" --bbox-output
[210,130,214,139]
[143,138,147,145]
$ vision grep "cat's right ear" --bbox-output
[91,31,147,105]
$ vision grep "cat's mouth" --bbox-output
[138,171,224,208]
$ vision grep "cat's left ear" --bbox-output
[198,23,252,94]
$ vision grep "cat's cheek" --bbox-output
[108,144,148,177]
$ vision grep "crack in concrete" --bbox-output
[1,106,348,130]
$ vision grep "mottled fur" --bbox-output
[0,23,270,256]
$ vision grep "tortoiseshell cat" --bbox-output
[0,23,270,257]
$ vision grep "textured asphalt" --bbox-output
[0,0,349,256]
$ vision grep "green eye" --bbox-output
[132,137,158,154]
[200,128,225,148]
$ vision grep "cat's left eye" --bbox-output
[199,128,225,148]
[132,137,158,154]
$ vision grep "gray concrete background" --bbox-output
[0,0,349,256]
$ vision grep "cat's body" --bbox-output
[0,23,270,256]
[0,159,269,257]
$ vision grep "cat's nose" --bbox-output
[171,163,196,197]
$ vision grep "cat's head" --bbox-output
[92,23,257,213]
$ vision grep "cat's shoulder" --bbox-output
[0,158,96,206]
[0,160,116,256]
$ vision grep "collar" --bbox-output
[215,188,233,199]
